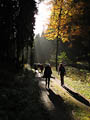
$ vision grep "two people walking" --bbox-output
[34,62,66,88]
[44,63,66,89]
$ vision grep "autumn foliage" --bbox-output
[43,0,90,66]
[44,0,90,42]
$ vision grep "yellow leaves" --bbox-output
[44,0,86,43]
[71,25,81,36]
[62,37,69,42]
[68,12,72,16]
[54,5,59,10]
[64,10,68,15]
[68,1,85,17]
[44,31,57,40]
[60,19,66,25]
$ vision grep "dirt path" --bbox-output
[0,68,89,120]
[35,71,73,120]
[35,71,90,120]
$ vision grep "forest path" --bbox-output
[0,66,89,120]
[35,70,90,120]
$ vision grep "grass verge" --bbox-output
[52,67,90,120]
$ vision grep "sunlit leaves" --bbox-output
[44,0,88,43]
[44,0,71,42]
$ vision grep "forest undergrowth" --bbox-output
[0,67,50,120]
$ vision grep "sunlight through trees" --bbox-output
[43,0,90,69]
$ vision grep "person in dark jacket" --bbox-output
[58,63,66,86]
[44,64,52,89]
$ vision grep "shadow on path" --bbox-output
[48,89,64,108]
[47,89,73,120]
[63,86,90,107]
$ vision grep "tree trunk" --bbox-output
[27,44,29,63]
[55,0,63,71]
[56,38,59,71]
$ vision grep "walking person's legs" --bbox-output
[60,75,64,86]
[45,78,48,87]
[48,77,50,89]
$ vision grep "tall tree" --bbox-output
[44,0,90,68]
[0,0,37,69]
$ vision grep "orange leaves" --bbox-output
[71,25,81,35]
[72,29,81,36]
[44,0,86,43]
[62,37,69,42]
